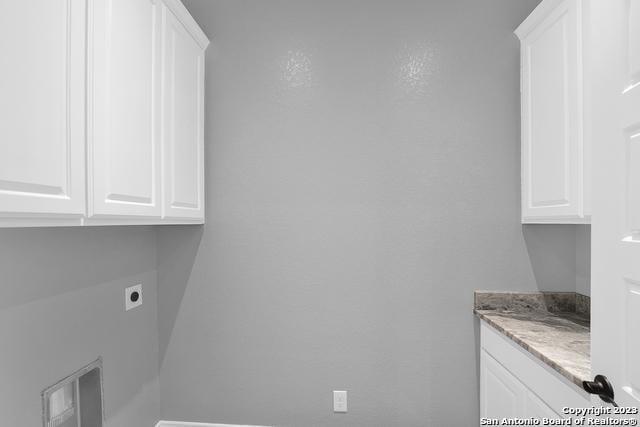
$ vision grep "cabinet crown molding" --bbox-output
[515,0,570,40]
[163,0,210,49]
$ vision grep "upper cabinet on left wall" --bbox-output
[0,0,87,225]
[0,0,209,228]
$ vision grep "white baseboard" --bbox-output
[156,421,272,427]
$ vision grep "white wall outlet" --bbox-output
[125,284,143,311]
[333,390,347,413]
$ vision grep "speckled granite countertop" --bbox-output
[474,291,590,388]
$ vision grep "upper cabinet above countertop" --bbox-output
[0,0,209,228]
[516,0,590,224]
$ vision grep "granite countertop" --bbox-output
[474,291,591,388]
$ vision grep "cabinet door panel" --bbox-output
[525,390,560,419]
[520,0,583,221]
[162,6,205,220]
[0,0,85,215]
[481,349,526,419]
[89,0,161,217]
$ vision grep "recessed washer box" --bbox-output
[125,284,142,311]
[42,358,103,427]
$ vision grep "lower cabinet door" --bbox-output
[524,390,561,419]
[481,349,527,419]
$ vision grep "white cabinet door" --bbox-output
[480,349,526,419]
[524,391,560,419]
[88,0,162,218]
[161,3,206,220]
[0,0,86,216]
[517,0,585,223]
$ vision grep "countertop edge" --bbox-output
[475,309,586,389]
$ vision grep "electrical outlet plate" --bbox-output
[333,390,347,413]
[125,284,143,311]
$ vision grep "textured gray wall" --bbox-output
[576,225,591,296]
[0,227,160,427]
[0,2,590,427]
[154,1,584,426]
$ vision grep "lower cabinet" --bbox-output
[481,350,527,419]
[481,349,561,419]
[480,322,590,424]
[525,389,560,419]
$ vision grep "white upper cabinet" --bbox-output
[0,0,208,227]
[161,1,208,220]
[0,0,86,218]
[88,0,162,218]
[516,0,590,223]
